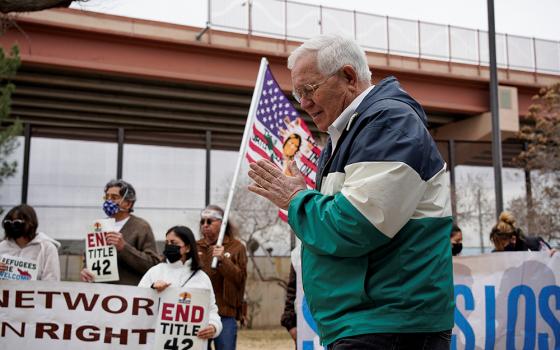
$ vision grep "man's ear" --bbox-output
[341,65,358,87]
[120,200,132,212]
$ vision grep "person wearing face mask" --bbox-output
[80,179,160,285]
[138,226,222,340]
[490,211,555,255]
[196,205,247,350]
[450,224,463,256]
[0,204,61,281]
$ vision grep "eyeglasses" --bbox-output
[103,194,122,202]
[200,218,220,226]
[104,186,129,202]
[292,72,337,103]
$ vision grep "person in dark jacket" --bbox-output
[280,264,297,343]
[490,211,555,254]
[197,205,247,350]
[80,179,160,285]
[451,224,463,256]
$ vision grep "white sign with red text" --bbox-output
[154,287,210,350]
[0,281,157,349]
[0,255,38,281]
[85,218,119,282]
[0,281,213,350]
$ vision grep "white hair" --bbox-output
[287,34,372,82]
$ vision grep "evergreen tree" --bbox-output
[0,45,21,191]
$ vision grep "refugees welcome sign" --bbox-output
[0,281,211,349]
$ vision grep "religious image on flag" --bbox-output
[245,61,321,221]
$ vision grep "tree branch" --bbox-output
[0,0,74,14]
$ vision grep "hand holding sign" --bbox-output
[152,280,172,292]
[106,232,126,251]
[197,325,217,339]
[0,262,7,272]
[80,268,95,283]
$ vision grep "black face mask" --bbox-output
[503,243,516,251]
[451,243,463,256]
[163,244,182,263]
[3,220,26,239]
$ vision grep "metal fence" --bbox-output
[208,0,560,74]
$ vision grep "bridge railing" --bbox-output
[208,0,560,75]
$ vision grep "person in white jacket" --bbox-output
[0,204,61,281]
[139,225,222,340]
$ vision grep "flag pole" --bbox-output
[212,57,269,268]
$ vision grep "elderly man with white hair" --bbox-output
[248,34,454,350]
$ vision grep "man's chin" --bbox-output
[204,236,218,244]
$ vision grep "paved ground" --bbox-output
[237,327,294,350]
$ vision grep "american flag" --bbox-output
[246,64,321,220]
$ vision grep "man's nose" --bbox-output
[300,96,314,110]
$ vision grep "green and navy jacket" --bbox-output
[288,76,455,345]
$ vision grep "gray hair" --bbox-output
[104,179,137,210]
[287,34,371,82]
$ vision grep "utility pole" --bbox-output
[487,0,504,217]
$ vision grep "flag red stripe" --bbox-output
[278,210,288,222]
[311,146,321,156]
[246,153,256,164]
[300,155,318,172]
[303,176,315,188]
[248,140,271,160]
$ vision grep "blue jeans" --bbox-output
[209,316,238,350]
[327,331,452,350]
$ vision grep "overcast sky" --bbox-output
[73,0,559,41]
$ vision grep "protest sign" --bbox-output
[85,218,119,282]
[154,287,211,350]
[0,281,213,350]
[0,255,38,281]
[296,252,560,350]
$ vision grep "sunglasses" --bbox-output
[200,218,220,226]
[3,219,25,229]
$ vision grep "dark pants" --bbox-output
[327,331,452,350]
[208,316,238,350]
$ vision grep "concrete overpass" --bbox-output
[0,8,558,165]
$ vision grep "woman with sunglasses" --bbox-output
[138,225,222,341]
[0,204,61,281]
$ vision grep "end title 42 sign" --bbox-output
[85,219,119,282]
